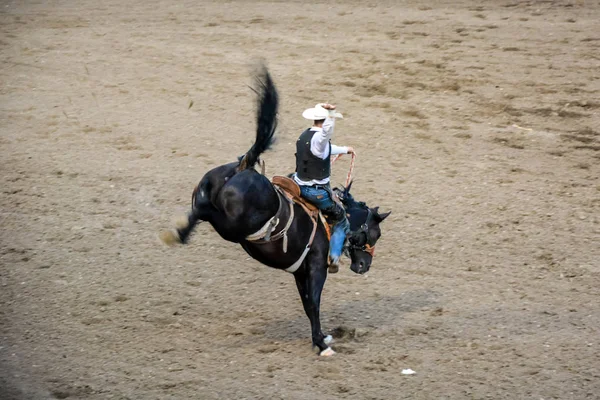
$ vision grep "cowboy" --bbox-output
[294,103,354,272]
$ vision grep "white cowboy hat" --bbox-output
[302,103,344,120]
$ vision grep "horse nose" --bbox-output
[359,260,365,270]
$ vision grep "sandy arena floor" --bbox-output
[1,0,599,399]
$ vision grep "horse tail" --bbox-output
[238,64,279,171]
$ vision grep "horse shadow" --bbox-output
[262,288,441,342]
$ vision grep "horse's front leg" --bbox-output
[294,262,334,356]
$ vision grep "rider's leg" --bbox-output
[299,185,349,266]
[298,185,333,209]
[323,203,349,265]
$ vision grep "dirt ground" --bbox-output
[1,0,599,399]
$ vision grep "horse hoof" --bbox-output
[174,215,189,230]
[159,230,181,246]
[320,347,336,357]
[324,335,334,345]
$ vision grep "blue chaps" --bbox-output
[299,184,349,261]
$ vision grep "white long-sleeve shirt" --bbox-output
[294,116,349,186]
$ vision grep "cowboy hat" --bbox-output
[302,103,344,120]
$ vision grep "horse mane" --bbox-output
[334,181,367,211]
[344,195,367,210]
[335,182,390,223]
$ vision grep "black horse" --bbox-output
[161,65,390,356]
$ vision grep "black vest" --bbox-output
[295,128,331,181]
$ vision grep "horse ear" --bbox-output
[376,210,391,222]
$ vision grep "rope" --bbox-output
[331,152,356,187]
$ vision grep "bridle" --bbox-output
[347,207,376,257]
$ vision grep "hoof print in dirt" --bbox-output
[330,325,371,341]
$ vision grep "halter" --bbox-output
[347,208,376,257]
[332,153,376,257]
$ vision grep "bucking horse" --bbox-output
[161,64,390,356]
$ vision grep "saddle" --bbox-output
[244,176,334,274]
[272,176,331,240]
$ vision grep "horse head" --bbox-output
[334,182,391,275]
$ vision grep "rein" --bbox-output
[330,152,355,188]
[331,154,377,258]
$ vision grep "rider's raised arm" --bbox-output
[322,113,336,139]
[310,115,335,159]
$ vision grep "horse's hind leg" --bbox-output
[294,263,334,356]
[175,210,203,244]
[160,181,213,245]
[160,209,203,245]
